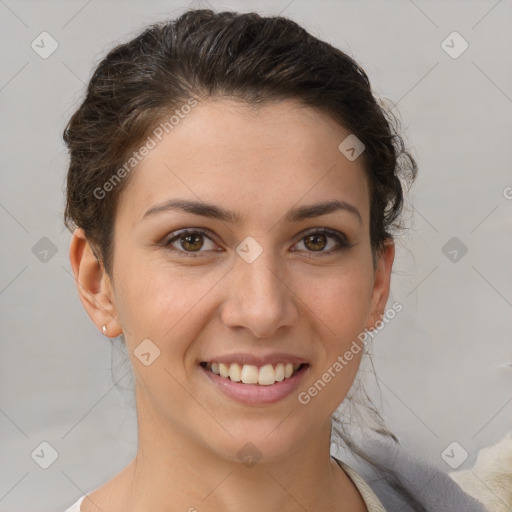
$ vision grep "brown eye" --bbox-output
[293,228,350,254]
[304,233,327,251]
[164,229,217,256]
[180,233,204,252]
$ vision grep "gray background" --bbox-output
[0,0,511,510]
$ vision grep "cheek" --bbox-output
[116,259,224,350]
[297,262,374,338]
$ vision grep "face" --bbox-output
[72,98,394,464]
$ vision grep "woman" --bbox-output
[62,9,488,512]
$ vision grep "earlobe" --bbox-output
[69,228,122,338]
[366,240,395,330]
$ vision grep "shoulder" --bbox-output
[334,431,490,512]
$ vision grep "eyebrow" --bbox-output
[142,198,362,224]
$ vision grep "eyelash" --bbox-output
[162,228,351,258]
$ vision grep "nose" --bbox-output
[220,247,299,339]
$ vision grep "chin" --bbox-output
[198,415,319,466]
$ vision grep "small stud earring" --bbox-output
[102,324,107,336]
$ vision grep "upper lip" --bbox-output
[200,353,309,366]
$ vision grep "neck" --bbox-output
[114,403,365,512]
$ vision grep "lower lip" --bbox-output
[200,364,310,405]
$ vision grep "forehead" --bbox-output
[117,98,370,228]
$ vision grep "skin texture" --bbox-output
[69,98,394,512]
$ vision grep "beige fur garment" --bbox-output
[449,432,512,512]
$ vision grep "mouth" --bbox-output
[200,361,307,386]
[199,360,310,405]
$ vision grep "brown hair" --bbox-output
[63,9,421,507]
[63,8,416,276]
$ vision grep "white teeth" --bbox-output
[229,363,242,382]
[275,363,285,381]
[258,364,276,385]
[219,363,230,378]
[241,365,259,384]
[205,361,303,385]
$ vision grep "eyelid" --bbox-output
[163,228,213,245]
[298,227,349,243]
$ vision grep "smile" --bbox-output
[200,360,310,405]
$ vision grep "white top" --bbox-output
[64,494,84,512]
[63,459,385,511]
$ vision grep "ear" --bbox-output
[69,228,123,338]
[366,239,395,330]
